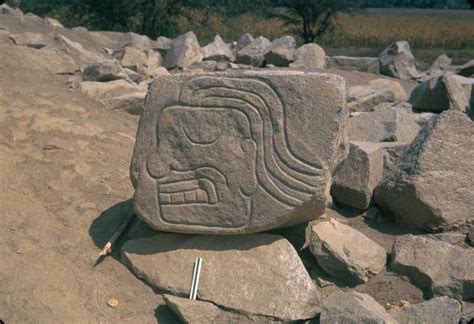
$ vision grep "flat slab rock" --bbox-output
[320,291,397,324]
[390,235,474,300]
[121,234,321,321]
[309,219,386,285]
[389,296,462,324]
[163,295,221,323]
[130,71,348,234]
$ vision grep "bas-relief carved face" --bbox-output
[146,106,258,228]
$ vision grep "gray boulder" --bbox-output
[163,295,221,323]
[391,235,474,300]
[236,36,271,67]
[379,41,420,80]
[125,32,152,51]
[410,72,470,114]
[163,31,203,69]
[155,36,172,56]
[115,46,147,72]
[327,56,380,74]
[0,3,22,17]
[44,17,63,28]
[234,33,254,53]
[375,110,474,232]
[201,34,235,62]
[9,32,47,49]
[349,106,421,143]
[130,71,349,234]
[321,291,397,324]
[309,219,386,285]
[81,59,128,82]
[348,78,407,112]
[456,59,474,77]
[121,234,321,321]
[389,296,461,324]
[290,43,326,69]
[54,34,102,62]
[331,141,384,210]
[263,35,295,67]
[72,26,88,33]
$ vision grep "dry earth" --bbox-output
[0,13,440,323]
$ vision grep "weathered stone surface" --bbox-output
[202,34,235,62]
[163,31,203,69]
[44,17,63,28]
[1,3,22,16]
[236,36,271,67]
[72,26,88,33]
[81,59,128,82]
[125,32,152,51]
[115,46,147,72]
[327,56,380,74]
[163,295,221,324]
[374,111,474,231]
[9,32,47,49]
[155,36,172,56]
[349,106,420,143]
[331,141,384,210]
[130,71,348,234]
[309,219,386,285]
[234,33,254,53]
[290,43,326,69]
[456,59,474,77]
[348,85,394,112]
[369,78,408,102]
[389,296,461,324]
[80,80,147,115]
[410,72,470,113]
[379,41,421,80]
[390,235,474,300]
[143,49,163,75]
[121,234,321,321]
[54,34,102,62]
[426,232,468,246]
[263,36,295,67]
[377,142,408,178]
[321,291,397,324]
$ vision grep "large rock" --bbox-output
[121,234,321,321]
[309,219,386,285]
[44,17,63,28]
[320,291,397,324]
[236,36,271,67]
[163,31,203,69]
[379,41,420,80]
[125,32,152,51]
[234,33,254,53]
[410,72,470,114]
[290,43,326,69]
[374,111,474,231]
[331,142,384,210]
[81,59,128,82]
[163,295,221,323]
[0,3,22,17]
[348,79,407,112]
[263,35,295,67]
[456,59,474,77]
[54,34,102,62]
[389,296,461,324]
[327,56,380,74]
[9,32,47,49]
[201,34,235,62]
[80,80,147,115]
[390,235,474,300]
[155,36,172,56]
[349,106,421,143]
[115,46,148,72]
[130,71,348,234]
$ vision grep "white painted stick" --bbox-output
[191,258,202,300]
[189,258,198,299]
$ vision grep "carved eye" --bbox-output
[182,126,221,145]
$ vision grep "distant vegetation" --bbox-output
[7,0,474,63]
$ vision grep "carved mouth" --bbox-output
[158,178,218,205]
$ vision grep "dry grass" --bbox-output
[325,9,474,49]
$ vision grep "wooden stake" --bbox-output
[99,212,135,257]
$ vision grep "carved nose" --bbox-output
[146,152,170,179]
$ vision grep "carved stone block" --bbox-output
[131,71,348,234]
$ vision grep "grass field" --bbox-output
[178,8,474,67]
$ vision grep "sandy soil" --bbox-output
[0,14,433,323]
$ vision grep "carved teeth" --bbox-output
[159,189,214,205]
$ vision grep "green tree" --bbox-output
[272,0,351,43]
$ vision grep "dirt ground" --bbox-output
[0,14,436,323]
